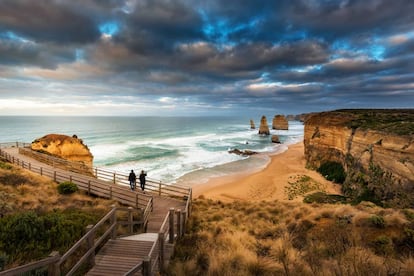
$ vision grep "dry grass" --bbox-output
[0,161,115,216]
[168,197,414,276]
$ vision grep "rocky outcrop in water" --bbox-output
[304,109,414,207]
[272,115,289,130]
[31,134,93,169]
[258,116,270,135]
[228,148,258,156]
[271,135,281,143]
[250,119,255,129]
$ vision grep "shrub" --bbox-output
[0,210,100,265]
[317,161,346,184]
[0,161,12,170]
[369,215,386,228]
[57,181,78,195]
[303,192,348,204]
[0,173,29,186]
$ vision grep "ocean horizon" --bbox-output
[0,116,304,186]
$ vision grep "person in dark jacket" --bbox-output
[139,170,147,191]
[128,170,136,190]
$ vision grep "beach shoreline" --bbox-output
[192,141,341,202]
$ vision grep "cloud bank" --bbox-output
[0,0,413,116]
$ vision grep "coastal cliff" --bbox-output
[304,109,414,207]
[31,134,93,169]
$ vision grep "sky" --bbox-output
[0,0,413,116]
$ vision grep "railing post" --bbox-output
[28,162,31,170]
[182,210,187,236]
[48,251,61,276]
[169,208,175,243]
[158,232,165,273]
[95,167,98,177]
[142,256,151,276]
[113,172,116,184]
[176,209,182,238]
[110,205,117,239]
[109,186,113,199]
[88,180,91,195]
[40,167,43,176]
[86,225,95,267]
[136,193,139,208]
[53,171,57,182]
[128,207,134,234]
[159,182,161,196]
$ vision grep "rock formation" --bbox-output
[31,134,93,169]
[271,135,281,143]
[258,116,270,135]
[228,148,258,156]
[304,109,414,207]
[272,115,289,130]
[250,119,255,129]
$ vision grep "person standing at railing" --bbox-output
[128,170,136,190]
[139,170,147,191]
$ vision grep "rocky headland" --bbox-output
[304,109,414,207]
[31,134,94,173]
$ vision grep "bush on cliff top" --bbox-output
[317,161,346,184]
[57,181,78,194]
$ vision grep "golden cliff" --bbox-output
[304,109,414,207]
[31,134,93,169]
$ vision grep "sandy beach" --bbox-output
[193,142,341,202]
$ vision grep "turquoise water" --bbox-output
[0,116,303,185]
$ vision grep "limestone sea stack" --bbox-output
[258,116,270,135]
[272,115,289,130]
[250,119,255,129]
[31,134,93,168]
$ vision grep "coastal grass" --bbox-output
[168,197,414,275]
[0,160,115,269]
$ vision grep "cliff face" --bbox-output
[304,110,414,207]
[272,115,289,130]
[31,134,93,168]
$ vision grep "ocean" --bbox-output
[0,116,303,186]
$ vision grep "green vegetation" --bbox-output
[340,109,414,136]
[168,198,414,275]
[285,175,326,200]
[57,181,79,194]
[0,161,12,170]
[317,161,346,184]
[0,210,101,265]
[303,192,348,204]
[0,161,112,270]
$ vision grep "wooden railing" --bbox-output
[0,142,193,275]
[0,148,153,209]
[6,143,192,202]
[0,206,144,276]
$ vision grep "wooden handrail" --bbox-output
[1,143,194,276]
[0,252,60,276]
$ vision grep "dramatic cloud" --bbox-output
[0,0,413,116]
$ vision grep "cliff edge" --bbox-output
[304,109,414,207]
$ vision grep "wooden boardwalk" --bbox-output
[0,145,190,276]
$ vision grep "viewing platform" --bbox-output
[0,142,192,276]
